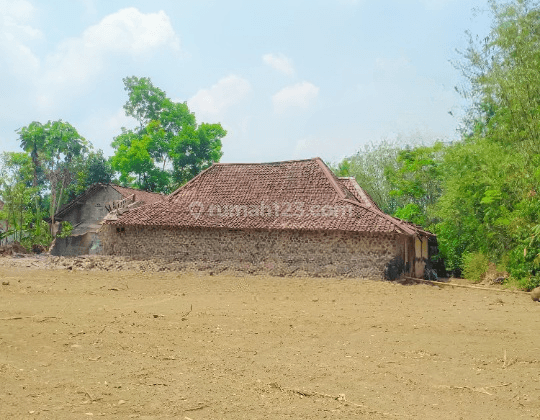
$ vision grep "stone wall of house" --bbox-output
[98,225,401,279]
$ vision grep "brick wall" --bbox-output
[99,225,400,279]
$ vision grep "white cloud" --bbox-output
[83,8,179,55]
[39,8,180,108]
[0,0,41,79]
[263,53,295,76]
[272,81,319,114]
[79,0,98,16]
[0,0,37,23]
[188,75,252,121]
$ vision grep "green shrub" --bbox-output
[515,275,540,291]
[21,219,52,250]
[462,252,489,283]
[57,221,73,238]
[496,254,508,273]
[504,245,540,290]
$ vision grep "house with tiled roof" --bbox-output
[99,158,434,279]
[50,183,165,256]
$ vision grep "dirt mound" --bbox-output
[481,262,508,285]
[31,244,47,254]
[0,242,29,256]
[46,255,173,272]
[43,255,352,278]
[531,286,540,301]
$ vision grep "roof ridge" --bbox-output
[340,198,417,235]
[314,158,347,201]
[169,158,329,200]
[344,178,373,208]
[362,200,431,236]
[113,157,433,237]
[338,177,383,211]
[110,184,162,196]
[214,157,321,166]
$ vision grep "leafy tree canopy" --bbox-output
[330,136,433,215]
[16,120,88,226]
[328,1,540,289]
[112,76,225,192]
[68,150,115,201]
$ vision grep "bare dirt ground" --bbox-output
[1,255,539,419]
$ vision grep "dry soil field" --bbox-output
[1,256,539,419]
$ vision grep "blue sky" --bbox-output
[0,0,491,164]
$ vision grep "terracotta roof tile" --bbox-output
[108,158,431,236]
[338,177,381,210]
[110,185,165,205]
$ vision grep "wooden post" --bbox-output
[404,238,408,275]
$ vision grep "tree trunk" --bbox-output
[49,173,58,236]
[54,182,65,223]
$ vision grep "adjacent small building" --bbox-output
[100,158,434,279]
[50,184,165,256]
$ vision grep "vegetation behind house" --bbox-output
[0,77,225,250]
[331,0,540,290]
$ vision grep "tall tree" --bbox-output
[0,152,34,242]
[171,123,226,185]
[0,181,36,243]
[0,152,34,187]
[43,121,88,225]
[17,121,46,188]
[16,120,88,231]
[112,76,225,192]
[123,76,168,127]
[439,0,540,287]
[331,136,428,214]
[385,142,445,226]
[84,150,114,186]
[111,128,164,191]
[457,0,540,153]
[68,149,115,200]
